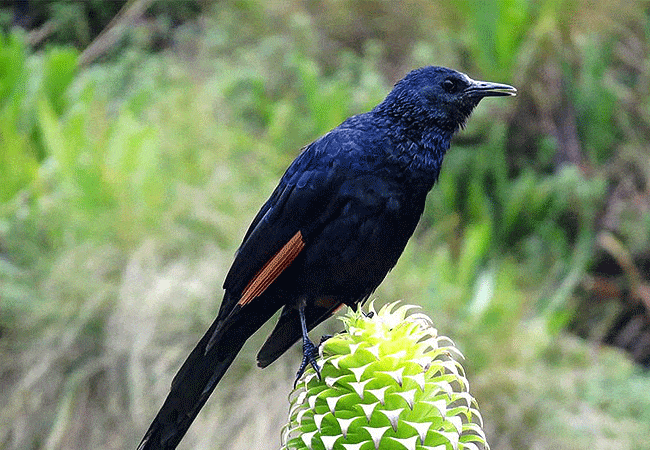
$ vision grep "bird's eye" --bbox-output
[442,79,457,93]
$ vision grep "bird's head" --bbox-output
[377,66,516,136]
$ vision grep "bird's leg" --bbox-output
[294,298,321,386]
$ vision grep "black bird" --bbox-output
[138,66,515,450]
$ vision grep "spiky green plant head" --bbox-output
[281,302,488,450]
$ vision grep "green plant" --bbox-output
[283,303,487,450]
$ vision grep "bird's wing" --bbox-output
[216,131,356,325]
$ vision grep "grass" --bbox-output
[1,1,650,449]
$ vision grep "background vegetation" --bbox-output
[1,1,649,449]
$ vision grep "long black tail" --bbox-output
[137,298,281,450]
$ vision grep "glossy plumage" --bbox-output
[137,66,515,450]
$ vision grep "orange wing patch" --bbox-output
[238,231,305,306]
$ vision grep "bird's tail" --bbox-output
[136,321,244,450]
[137,299,280,450]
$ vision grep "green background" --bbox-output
[1,1,649,449]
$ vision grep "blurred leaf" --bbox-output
[42,47,78,115]
[467,267,496,319]
[457,220,492,288]
[0,32,26,103]
[543,223,595,332]
[0,102,38,202]
[453,0,531,77]
[37,97,70,173]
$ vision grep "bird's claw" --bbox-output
[294,339,320,387]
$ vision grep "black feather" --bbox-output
[137,66,515,449]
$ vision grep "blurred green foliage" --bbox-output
[0,1,204,49]
[1,1,649,449]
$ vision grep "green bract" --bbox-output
[281,303,488,450]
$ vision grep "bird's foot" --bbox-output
[294,338,321,387]
[319,334,333,345]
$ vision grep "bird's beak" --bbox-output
[464,79,517,98]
